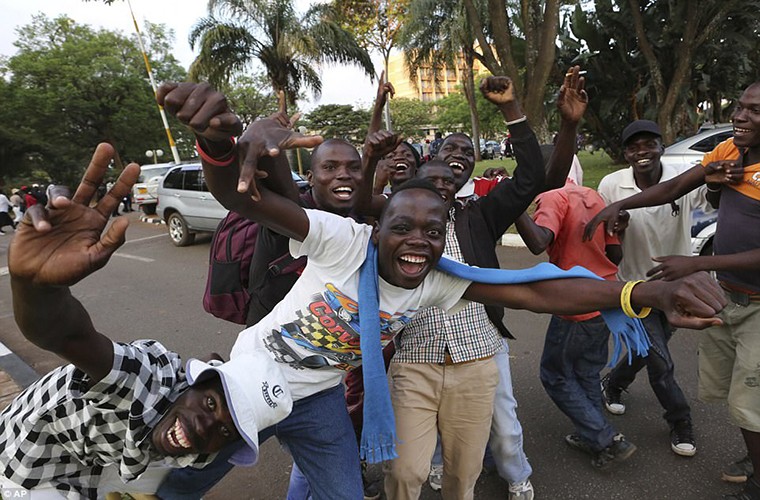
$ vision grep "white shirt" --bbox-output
[597,164,713,281]
[0,194,10,213]
[231,210,471,399]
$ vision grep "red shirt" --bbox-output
[534,181,620,321]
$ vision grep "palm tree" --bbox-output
[188,0,375,106]
[400,0,486,159]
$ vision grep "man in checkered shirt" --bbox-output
[1,146,292,498]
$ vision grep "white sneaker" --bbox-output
[508,479,534,500]
[428,463,443,491]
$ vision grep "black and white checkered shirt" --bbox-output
[394,208,503,364]
[0,340,214,498]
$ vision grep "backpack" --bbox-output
[203,210,307,324]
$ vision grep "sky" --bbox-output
[0,0,378,111]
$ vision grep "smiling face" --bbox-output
[416,161,456,207]
[386,143,418,188]
[151,377,240,457]
[372,187,447,289]
[622,132,664,178]
[307,140,362,216]
[732,84,760,149]
[437,134,476,190]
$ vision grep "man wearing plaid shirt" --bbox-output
[383,69,588,500]
[1,146,292,498]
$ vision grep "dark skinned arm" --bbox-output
[514,212,554,255]
[9,144,140,383]
[462,271,726,330]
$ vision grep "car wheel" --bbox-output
[167,213,195,247]
[142,203,157,215]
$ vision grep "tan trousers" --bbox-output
[384,358,498,500]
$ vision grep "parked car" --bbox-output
[660,123,733,172]
[157,164,228,246]
[479,139,501,160]
[660,124,732,256]
[158,165,310,247]
[133,162,174,215]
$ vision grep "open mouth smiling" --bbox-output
[333,186,353,200]
[167,417,192,450]
[448,161,465,173]
[398,254,428,275]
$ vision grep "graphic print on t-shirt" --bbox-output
[264,283,413,371]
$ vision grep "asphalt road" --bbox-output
[0,212,747,499]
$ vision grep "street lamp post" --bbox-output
[145,149,164,164]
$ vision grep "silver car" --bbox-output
[661,124,733,256]
[157,164,228,246]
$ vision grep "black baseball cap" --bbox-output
[622,120,662,145]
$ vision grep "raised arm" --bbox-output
[354,131,402,218]
[545,66,588,189]
[462,271,726,330]
[9,144,139,382]
[368,70,394,135]
[157,82,322,201]
[477,76,545,240]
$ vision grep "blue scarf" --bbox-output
[358,242,650,464]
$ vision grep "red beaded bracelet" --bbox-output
[195,138,236,167]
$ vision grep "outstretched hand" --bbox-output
[704,160,744,185]
[557,66,588,124]
[652,272,726,329]
[9,143,139,287]
[583,204,628,241]
[647,255,703,281]
[236,91,323,199]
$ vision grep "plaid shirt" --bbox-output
[393,207,503,364]
[0,340,214,499]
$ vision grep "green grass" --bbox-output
[475,150,624,190]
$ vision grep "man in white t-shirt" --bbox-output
[590,120,713,459]
[155,81,728,499]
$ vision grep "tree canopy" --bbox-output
[0,15,188,185]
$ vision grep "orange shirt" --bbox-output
[701,138,760,201]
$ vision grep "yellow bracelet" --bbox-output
[620,280,652,319]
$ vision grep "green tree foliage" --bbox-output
[560,0,760,159]
[304,104,370,143]
[388,98,434,140]
[2,15,188,185]
[331,0,410,66]
[187,0,374,106]
[223,73,280,128]
[433,90,504,141]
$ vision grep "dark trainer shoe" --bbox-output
[670,420,696,457]
[601,374,626,415]
[591,433,637,469]
[723,455,755,483]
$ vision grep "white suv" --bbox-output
[157,164,228,246]
[134,163,175,215]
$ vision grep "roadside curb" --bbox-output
[500,233,527,248]
[0,341,39,389]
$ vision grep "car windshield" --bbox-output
[138,166,173,183]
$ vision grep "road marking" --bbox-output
[0,341,10,357]
[0,267,7,277]
[113,253,155,263]
[123,233,168,245]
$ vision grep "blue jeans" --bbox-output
[430,340,533,485]
[157,384,362,500]
[488,338,532,483]
[540,315,616,452]
[606,309,691,425]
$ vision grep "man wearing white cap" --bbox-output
[1,153,293,498]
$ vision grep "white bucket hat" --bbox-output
[185,350,293,465]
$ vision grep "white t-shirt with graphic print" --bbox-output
[230,209,471,400]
